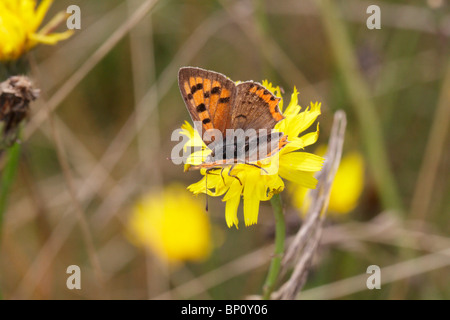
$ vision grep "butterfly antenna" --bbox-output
[246,163,269,174]
[167,155,207,161]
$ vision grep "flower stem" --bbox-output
[262,193,285,300]
[0,142,21,239]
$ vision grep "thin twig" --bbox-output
[28,56,106,297]
[270,0,450,36]
[24,0,160,140]
[127,0,166,299]
[410,58,450,222]
[318,0,404,213]
[152,214,450,300]
[37,1,131,93]
[12,7,237,299]
[219,0,322,102]
[274,110,347,300]
[299,248,450,300]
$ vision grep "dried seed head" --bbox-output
[0,75,40,147]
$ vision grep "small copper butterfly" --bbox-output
[178,67,288,171]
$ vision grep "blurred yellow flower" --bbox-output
[127,185,212,264]
[292,147,365,216]
[0,0,73,61]
[182,81,324,228]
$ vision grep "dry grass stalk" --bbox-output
[273,110,347,300]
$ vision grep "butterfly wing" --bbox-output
[232,81,287,161]
[231,81,284,131]
[178,67,236,145]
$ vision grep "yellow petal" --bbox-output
[225,193,240,229]
[243,197,260,227]
[284,102,321,139]
[266,175,285,199]
[300,123,320,148]
[283,86,300,116]
[187,177,207,195]
[242,171,261,226]
[278,168,318,189]
[280,139,305,154]
[280,152,324,172]
[213,169,233,197]
[34,0,54,31]
[186,149,211,165]
[222,175,244,228]
[29,30,74,46]
[188,175,216,196]
[37,10,68,35]
[0,0,73,61]
[181,121,207,149]
[222,176,243,201]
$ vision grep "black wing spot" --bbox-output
[202,118,211,125]
[191,83,203,94]
[211,87,221,95]
[219,97,230,103]
[187,93,193,100]
[204,91,210,98]
[196,103,207,112]
[257,95,266,103]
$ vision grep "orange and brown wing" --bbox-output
[178,67,236,144]
[232,82,283,131]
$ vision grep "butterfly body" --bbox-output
[178,67,288,170]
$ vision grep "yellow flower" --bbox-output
[127,185,212,264]
[292,146,365,216]
[182,81,324,228]
[0,0,73,61]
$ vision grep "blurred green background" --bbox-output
[0,0,449,299]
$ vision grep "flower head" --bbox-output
[127,185,212,264]
[181,81,324,228]
[0,75,39,148]
[292,146,365,216]
[0,0,73,61]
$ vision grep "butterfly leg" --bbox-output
[227,165,242,186]
[220,167,226,185]
[245,163,269,174]
[205,168,216,212]
[204,167,224,211]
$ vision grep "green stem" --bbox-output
[0,142,21,238]
[262,193,286,300]
[0,142,22,300]
[318,0,404,213]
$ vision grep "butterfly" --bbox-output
[178,67,289,173]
